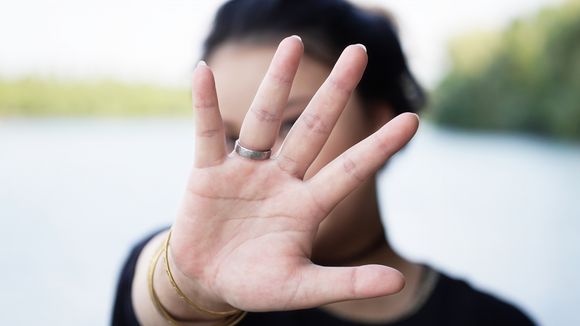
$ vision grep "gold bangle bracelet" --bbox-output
[149,234,247,326]
[163,229,241,317]
[223,311,248,326]
[148,241,183,326]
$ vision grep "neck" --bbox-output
[321,242,425,324]
[311,180,391,265]
[317,181,427,323]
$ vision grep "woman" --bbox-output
[113,0,534,325]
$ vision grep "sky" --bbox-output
[0,0,566,88]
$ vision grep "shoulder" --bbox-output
[414,269,536,326]
[111,227,169,326]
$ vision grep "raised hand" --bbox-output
[169,35,419,313]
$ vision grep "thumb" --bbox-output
[290,264,405,309]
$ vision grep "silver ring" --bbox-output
[234,140,272,160]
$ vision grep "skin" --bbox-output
[132,36,423,325]
[213,42,387,266]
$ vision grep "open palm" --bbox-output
[169,36,419,312]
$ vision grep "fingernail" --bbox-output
[355,44,367,53]
[197,60,207,68]
[290,35,302,42]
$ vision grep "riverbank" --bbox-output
[0,77,190,116]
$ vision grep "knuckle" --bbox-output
[342,156,364,182]
[251,106,281,123]
[193,97,217,110]
[196,128,222,138]
[350,268,359,298]
[301,112,330,134]
[327,76,353,97]
[276,154,300,177]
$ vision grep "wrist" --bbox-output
[153,229,247,325]
[164,240,237,315]
[147,234,229,325]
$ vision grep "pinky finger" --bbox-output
[192,61,227,167]
[307,113,419,216]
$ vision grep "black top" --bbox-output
[112,229,535,326]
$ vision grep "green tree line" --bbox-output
[0,78,190,117]
[430,0,580,140]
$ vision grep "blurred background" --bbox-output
[1,0,579,325]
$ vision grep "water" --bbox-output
[0,118,578,325]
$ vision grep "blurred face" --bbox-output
[208,42,389,264]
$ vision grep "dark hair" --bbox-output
[202,0,426,114]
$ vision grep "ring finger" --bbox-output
[237,35,304,152]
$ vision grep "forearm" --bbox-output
[131,231,233,326]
